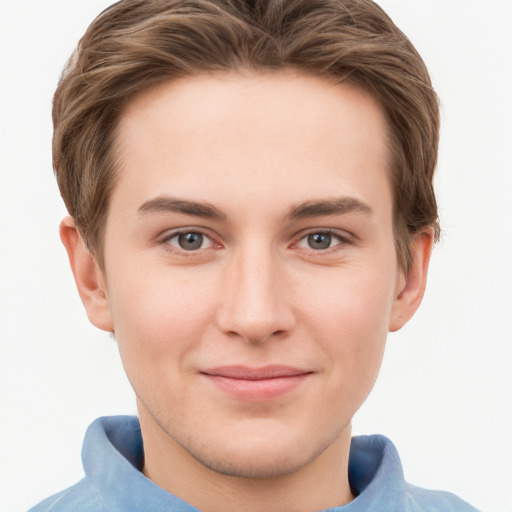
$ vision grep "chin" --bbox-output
[186,441,315,480]
[177,419,345,480]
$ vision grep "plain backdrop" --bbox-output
[1,1,511,511]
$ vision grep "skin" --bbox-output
[61,71,432,512]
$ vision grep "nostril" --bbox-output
[226,327,290,345]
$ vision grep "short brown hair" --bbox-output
[53,0,440,270]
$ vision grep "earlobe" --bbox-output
[59,217,114,332]
[389,229,434,332]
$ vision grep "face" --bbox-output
[81,72,416,479]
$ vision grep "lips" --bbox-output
[200,365,313,401]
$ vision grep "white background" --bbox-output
[1,1,511,511]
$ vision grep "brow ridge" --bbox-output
[137,196,227,220]
[287,197,372,219]
[138,195,371,222]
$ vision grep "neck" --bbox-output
[139,406,355,512]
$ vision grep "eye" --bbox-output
[165,231,214,251]
[296,230,349,251]
[306,233,333,250]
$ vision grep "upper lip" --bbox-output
[201,365,312,380]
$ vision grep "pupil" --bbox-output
[178,232,203,250]
[308,233,331,250]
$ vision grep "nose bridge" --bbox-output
[216,239,294,343]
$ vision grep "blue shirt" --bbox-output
[28,416,480,511]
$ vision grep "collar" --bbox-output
[82,416,413,511]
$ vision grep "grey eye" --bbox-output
[164,230,216,253]
[307,233,333,250]
[177,232,204,250]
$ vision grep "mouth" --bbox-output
[200,365,313,401]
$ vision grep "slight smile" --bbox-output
[200,365,314,402]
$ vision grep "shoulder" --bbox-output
[347,435,481,512]
[27,416,141,512]
[404,483,481,512]
[27,478,103,512]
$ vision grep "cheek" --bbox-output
[298,265,395,379]
[106,266,217,374]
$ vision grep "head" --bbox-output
[53,0,439,273]
[56,0,439,503]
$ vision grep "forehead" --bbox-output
[112,71,391,218]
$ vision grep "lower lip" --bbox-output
[202,373,311,401]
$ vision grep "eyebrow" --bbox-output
[137,195,371,222]
[137,196,227,220]
[287,197,372,220]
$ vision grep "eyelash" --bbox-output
[158,228,353,256]
[294,229,353,253]
[159,229,219,256]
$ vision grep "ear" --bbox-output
[389,229,434,332]
[59,217,114,332]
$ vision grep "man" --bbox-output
[29,0,480,510]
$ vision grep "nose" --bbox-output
[215,244,296,344]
